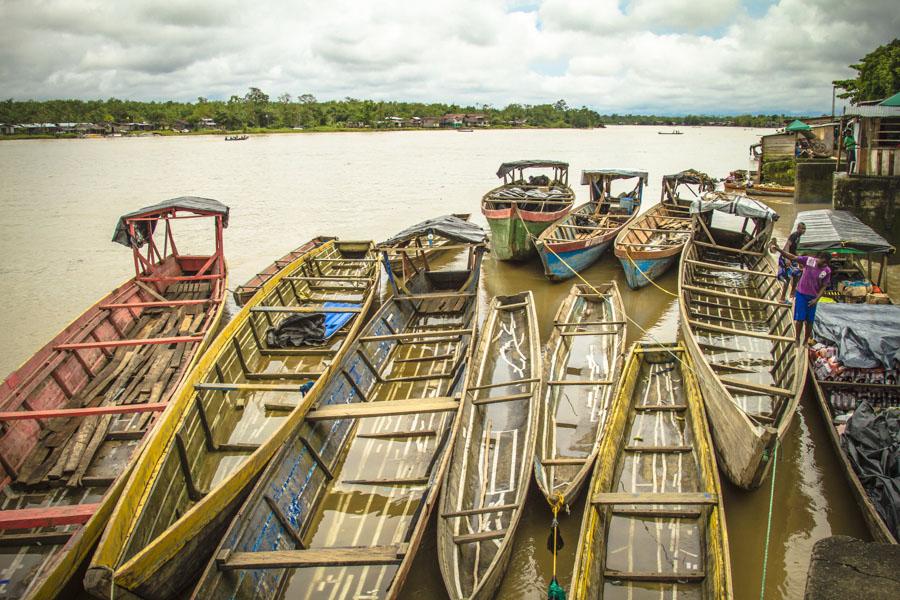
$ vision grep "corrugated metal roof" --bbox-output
[845,104,900,117]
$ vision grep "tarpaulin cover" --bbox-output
[496,160,569,179]
[690,191,779,221]
[581,169,648,184]
[813,303,900,369]
[785,119,811,132]
[662,169,716,189]
[841,401,900,540]
[112,196,230,248]
[266,302,359,347]
[379,214,487,247]
[794,209,895,254]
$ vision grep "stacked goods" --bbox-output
[810,343,900,418]
[837,280,873,302]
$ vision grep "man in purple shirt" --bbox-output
[770,240,832,345]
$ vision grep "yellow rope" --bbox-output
[624,251,678,297]
[549,492,564,577]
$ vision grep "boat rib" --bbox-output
[85,240,380,600]
[570,343,732,599]
[437,291,541,600]
[534,282,626,505]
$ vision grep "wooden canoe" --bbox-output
[437,291,541,600]
[536,170,647,281]
[614,170,712,289]
[723,181,794,197]
[84,240,380,599]
[0,198,228,599]
[678,200,804,490]
[534,282,626,506]
[482,161,574,261]
[386,213,472,270]
[233,236,336,305]
[807,365,898,543]
[571,343,732,599]
[191,234,487,599]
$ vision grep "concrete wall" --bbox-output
[796,159,837,203]
[832,172,900,231]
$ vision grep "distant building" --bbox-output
[843,93,900,176]
[0,123,14,135]
[440,113,487,127]
[384,116,406,127]
[420,116,441,128]
[197,117,218,129]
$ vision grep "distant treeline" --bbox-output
[0,89,789,130]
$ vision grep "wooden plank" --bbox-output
[635,404,687,411]
[468,377,539,391]
[359,328,471,342]
[546,379,614,386]
[357,429,437,439]
[0,403,167,421]
[720,376,794,398]
[397,292,476,301]
[195,382,310,393]
[624,446,692,453]
[441,503,518,518]
[682,284,788,309]
[592,492,718,505]
[472,392,533,406]
[693,239,763,257]
[306,397,459,421]
[343,476,430,486]
[0,531,74,547]
[0,503,100,530]
[134,280,167,302]
[611,507,702,519]
[218,545,407,570]
[453,529,507,545]
[685,258,777,278]
[251,306,361,314]
[560,331,620,337]
[55,335,203,350]
[604,570,705,582]
[540,457,587,466]
[497,301,528,311]
[688,319,793,343]
[100,299,212,310]
[285,275,372,281]
[555,320,626,327]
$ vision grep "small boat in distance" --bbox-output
[659,129,683,135]
[85,239,380,599]
[438,291,541,600]
[614,169,714,289]
[0,197,229,598]
[224,135,249,141]
[535,169,647,281]
[193,217,487,599]
[457,127,474,132]
[570,343,732,599]
[678,192,804,490]
[481,160,575,261]
[534,282,626,505]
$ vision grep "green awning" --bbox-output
[881,91,900,107]
[785,119,811,132]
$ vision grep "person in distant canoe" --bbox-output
[776,222,806,303]
[769,241,832,345]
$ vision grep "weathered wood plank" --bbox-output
[592,492,718,505]
[305,397,458,421]
[218,544,407,570]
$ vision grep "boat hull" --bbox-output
[483,208,562,261]
[618,254,675,289]
[536,239,612,281]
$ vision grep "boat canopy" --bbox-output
[112,196,230,248]
[581,169,648,184]
[663,169,716,187]
[794,209,895,255]
[496,160,569,179]
[785,119,811,132]
[690,191,779,221]
[814,303,900,369]
[378,214,487,247]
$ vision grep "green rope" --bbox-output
[759,439,779,600]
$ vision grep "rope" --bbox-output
[759,439,779,600]
[624,252,678,297]
[547,493,566,600]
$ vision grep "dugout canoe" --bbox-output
[571,343,732,599]
[0,197,229,599]
[192,218,488,600]
[534,282,626,506]
[85,239,380,599]
[437,291,541,600]
[678,192,804,490]
[536,170,647,281]
[481,160,574,261]
[386,213,472,271]
[233,236,335,305]
[614,170,714,289]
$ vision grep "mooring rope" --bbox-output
[547,492,566,600]
[624,251,678,297]
[759,439,779,600]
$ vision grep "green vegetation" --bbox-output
[761,158,795,186]
[833,38,900,104]
[1,89,789,131]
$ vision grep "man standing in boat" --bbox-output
[769,241,832,345]
[776,222,806,304]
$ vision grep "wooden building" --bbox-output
[843,92,900,177]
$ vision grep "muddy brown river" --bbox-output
[2,128,895,599]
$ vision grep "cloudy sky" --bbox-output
[1,0,896,114]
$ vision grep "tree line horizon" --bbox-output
[1,92,799,131]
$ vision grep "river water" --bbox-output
[0,128,892,599]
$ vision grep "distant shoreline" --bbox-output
[0,123,779,141]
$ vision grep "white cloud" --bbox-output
[0,0,896,113]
